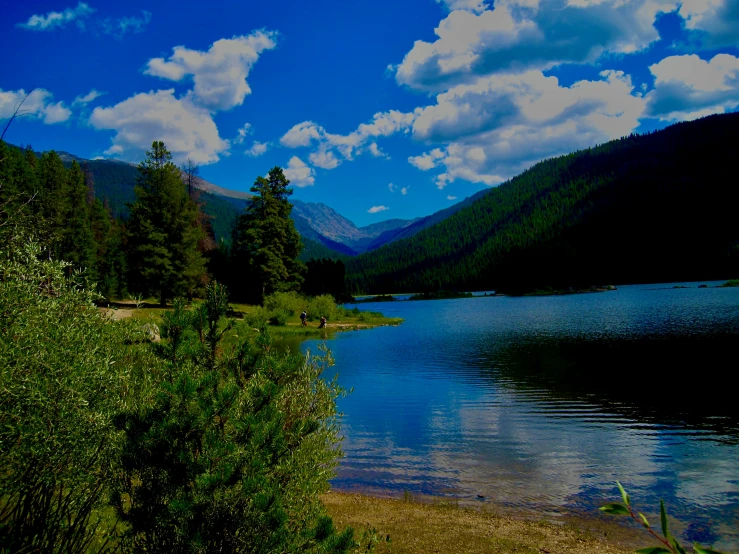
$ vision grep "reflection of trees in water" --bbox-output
[475,332,739,442]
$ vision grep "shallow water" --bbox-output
[301,282,739,549]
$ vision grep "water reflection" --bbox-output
[302,283,739,549]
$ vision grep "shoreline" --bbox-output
[322,489,643,553]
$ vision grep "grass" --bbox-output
[322,491,641,554]
[102,298,402,342]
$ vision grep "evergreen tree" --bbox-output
[60,161,97,280]
[232,167,305,302]
[126,141,206,305]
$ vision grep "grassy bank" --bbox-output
[101,299,402,340]
[323,491,640,554]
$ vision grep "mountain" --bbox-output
[345,112,739,294]
[29,147,472,258]
[291,200,421,254]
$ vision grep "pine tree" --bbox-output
[60,161,97,281]
[126,141,206,305]
[232,166,305,302]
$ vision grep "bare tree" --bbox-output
[1,89,34,142]
[182,158,199,199]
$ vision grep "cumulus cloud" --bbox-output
[388,182,396,192]
[646,53,739,120]
[72,89,105,107]
[0,88,71,124]
[283,156,315,187]
[679,0,739,48]
[233,122,252,144]
[280,109,419,169]
[145,31,277,111]
[408,148,446,170]
[401,186,410,195]
[368,205,389,213]
[89,89,229,165]
[408,69,646,188]
[447,195,458,200]
[309,148,340,169]
[17,2,95,31]
[245,141,268,157]
[394,0,671,92]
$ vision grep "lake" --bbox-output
[301,282,739,550]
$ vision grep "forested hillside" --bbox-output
[346,113,739,294]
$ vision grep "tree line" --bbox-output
[0,139,346,305]
[346,112,739,294]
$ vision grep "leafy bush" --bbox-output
[111,283,355,553]
[269,308,290,326]
[265,290,305,316]
[245,305,272,327]
[307,294,339,321]
[0,238,159,553]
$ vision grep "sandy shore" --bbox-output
[322,491,643,554]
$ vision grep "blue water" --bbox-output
[301,282,739,550]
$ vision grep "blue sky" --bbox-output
[2,0,739,226]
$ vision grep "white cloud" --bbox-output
[145,31,277,111]
[233,122,252,144]
[646,53,739,120]
[280,121,325,147]
[436,0,489,14]
[100,10,151,38]
[401,186,410,195]
[408,69,646,188]
[309,148,340,169]
[0,88,71,124]
[388,182,396,192]
[89,89,229,165]
[368,205,389,213]
[17,2,95,31]
[678,0,739,47]
[283,156,315,187]
[280,109,420,169]
[245,141,268,157]
[394,0,672,91]
[447,195,458,200]
[72,89,105,107]
[368,142,386,157]
[408,148,445,170]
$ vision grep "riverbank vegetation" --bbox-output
[0,137,395,552]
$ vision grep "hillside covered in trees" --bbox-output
[346,113,739,294]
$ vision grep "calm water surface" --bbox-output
[301,282,739,550]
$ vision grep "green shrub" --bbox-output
[269,308,290,326]
[264,290,304,316]
[112,283,355,553]
[245,305,272,327]
[0,238,159,553]
[307,294,339,321]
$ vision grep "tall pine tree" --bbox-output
[126,141,206,305]
[232,166,304,302]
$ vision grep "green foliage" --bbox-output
[245,305,272,328]
[232,166,305,302]
[112,282,354,553]
[269,308,290,326]
[600,483,725,554]
[0,232,158,553]
[347,113,739,294]
[303,258,348,300]
[126,141,206,304]
[264,290,304,316]
[306,294,340,322]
